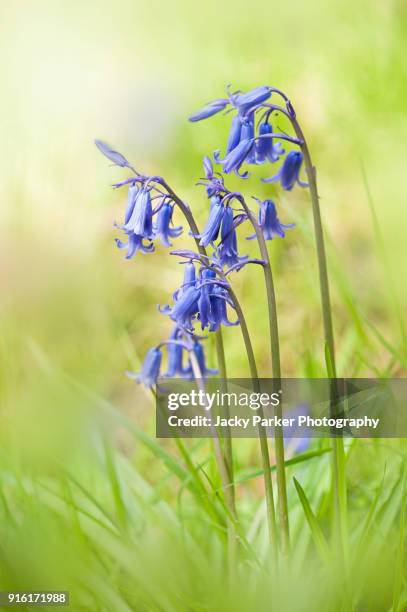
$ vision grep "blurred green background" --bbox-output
[1,1,406,609]
[2,0,406,390]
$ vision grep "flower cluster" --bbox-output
[96,140,183,260]
[96,84,306,388]
[159,259,239,333]
[189,84,306,187]
[127,328,217,388]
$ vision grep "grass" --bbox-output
[0,327,405,610]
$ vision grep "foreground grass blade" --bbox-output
[293,477,330,563]
[392,484,406,611]
[229,448,331,488]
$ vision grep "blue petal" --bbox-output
[125,184,139,224]
[124,189,153,238]
[222,139,254,174]
[189,99,229,122]
[155,202,182,247]
[199,197,225,247]
[203,155,214,178]
[135,347,162,387]
[234,86,271,114]
[95,139,130,168]
[226,115,242,154]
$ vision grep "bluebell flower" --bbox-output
[208,283,239,331]
[196,196,225,247]
[217,138,254,176]
[247,199,294,241]
[215,206,248,269]
[128,346,162,388]
[262,151,308,190]
[123,187,154,238]
[115,233,154,259]
[198,267,239,331]
[95,139,131,168]
[159,261,197,321]
[163,327,190,377]
[227,85,272,116]
[189,98,229,122]
[163,260,196,307]
[185,341,218,378]
[167,285,200,330]
[255,121,284,164]
[161,261,239,332]
[154,201,182,247]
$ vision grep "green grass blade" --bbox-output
[392,485,406,611]
[293,477,330,563]
[103,438,127,530]
[230,448,331,487]
[355,467,386,557]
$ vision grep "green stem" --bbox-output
[188,348,235,517]
[239,199,290,558]
[224,282,278,564]
[288,114,347,557]
[214,328,234,508]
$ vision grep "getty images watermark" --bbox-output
[156,378,407,438]
[166,388,380,430]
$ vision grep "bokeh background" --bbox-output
[2,0,406,390]
[1,1,406,607]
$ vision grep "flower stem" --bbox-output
[287,114,347,557]
[224,282,278,564]
[239,198,290,558]
[188,349,235,510]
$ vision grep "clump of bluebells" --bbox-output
[96,84,307,388]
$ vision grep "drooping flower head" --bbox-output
[207,283,239,331]
[160,255,240,333]
[255,121,285,164]
[195,196,225,247]
[189,85,304,182]
[128,346,162,388]
[154,200,183,247]
[247,199,295,241]
[163,327,190,378]
[263,151,308,191]
[96,140,186,258]
[122,187,154,237]
[167,284,201,331]
[214,206,248,269]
